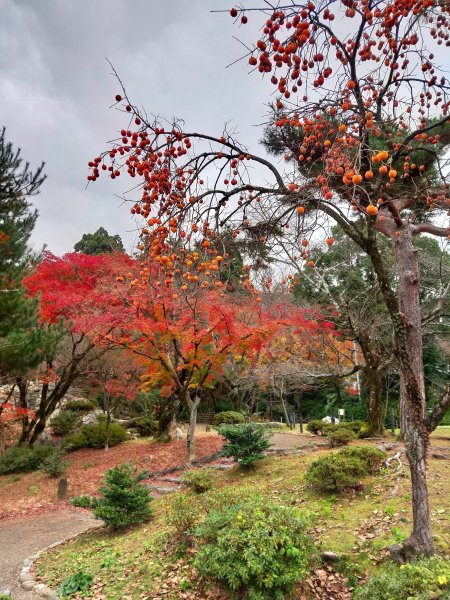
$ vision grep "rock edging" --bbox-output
[19,521,102,599]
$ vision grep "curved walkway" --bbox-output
[0,510,99,599]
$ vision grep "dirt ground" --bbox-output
[0,436,223,521]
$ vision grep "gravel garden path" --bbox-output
[0,510,99,600]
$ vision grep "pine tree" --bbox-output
[0,127,46,378]
[74,226,125,254]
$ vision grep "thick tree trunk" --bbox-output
[366,370,385,437]
[390,227,434,558]
[187,394,200,464]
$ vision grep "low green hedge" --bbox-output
[0,444,60,475]
[64,420,127,451]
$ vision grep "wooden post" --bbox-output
[57,478,68,500]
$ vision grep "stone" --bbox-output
[377,442,399,451]
[21,581,35,591]
[0,588,11,596]
[34,583,47,591]
[145,484,182,495]
[22,558,33,567]
[19,572,34,583]
[43,591,59,599]
[431,452,448,460]
[321,551,341,562]
[36,430,53,445]
[81,409,103,425]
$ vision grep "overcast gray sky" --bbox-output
[1,0,271,255]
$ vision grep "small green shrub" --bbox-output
[306,419,328,435]
[194,497,317,600]
[166,493,204,539]
[0,594,11,599]
[40,450,67,478]
[63,431,88,451]
[307,420,370,438]
[327,428,356,447]
[81,420,127,448]
[70,495,95,509]
[62,399,97,412]
[353,556,450,600]
[0,444,57,475]
[63,420,127,451]
[181,468,215,493]
[339,420,365,433]
[305,453,367,493]
[339,446,387,474]
[214,411,246,425]
[50,410,80,436]
[59,571,93,596]
[93,463,152,529]
[218,423,271,468]
[358,423,372,438]
[135,415,158,437]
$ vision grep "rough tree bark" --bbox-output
[390,226,434,558]
[364,219,435,558]
[365,370,385,437]
[186,392,200,464]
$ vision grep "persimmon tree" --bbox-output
[19,251,136,445]
[89,0,450,557]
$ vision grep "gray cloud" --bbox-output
[1,0,269,255]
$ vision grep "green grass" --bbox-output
[34,443,450,599]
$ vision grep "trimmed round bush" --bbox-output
[305,453,367,493]
[354,556,450,600]
[62,399,97,412]
[63,420,127,451]
[339,446,387,474]
[214,411,246,425]
[81,421,127,448]
[327,428,356,447]
[50,410,80,436]
[306,419,328,435]
[63,431,88,451]
[194,497,317,600]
